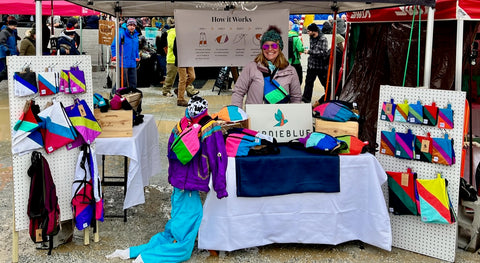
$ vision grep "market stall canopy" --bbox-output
[1,0,99,16]
[347,0,480,22]
[66,0,436,17]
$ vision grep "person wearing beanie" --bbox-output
[288,20,305,85]
[64,17,81,48]
[19,28,36,56]
[0,18,19,81]
[231,25,302,108]
[111,17,140,91]
[302,22,329,103]
[57,23,80,55]
[107,95,227,262]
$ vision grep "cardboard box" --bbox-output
[94,109,133,138]
[315,119,359,137]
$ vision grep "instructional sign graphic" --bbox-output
[175,9,289,67]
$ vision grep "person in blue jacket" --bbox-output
[111,18,140,90]
[0,19,19,81]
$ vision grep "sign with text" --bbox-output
[98,20,115,45]
[246,104,313,143]
[175,9,289,67]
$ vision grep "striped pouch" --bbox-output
[414,132,432,163]
[380,128,396,156]
[395,129,414,160]
[438,104,454,129]
[422,102,438,126]
[394,99,409,122]
[432,134,455,166]
[407,101,423,124]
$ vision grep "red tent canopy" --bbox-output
[347,0,480,22]
[1,0,99,16]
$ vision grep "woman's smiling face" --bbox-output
[262,41,280,62]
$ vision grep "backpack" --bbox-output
[27,151,60,255]
[288,36,294,61]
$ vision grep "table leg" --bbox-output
[101,155,128,222]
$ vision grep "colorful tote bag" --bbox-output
[395,129,414,159]
[423,102,438,126]
[414,132,433,163]
[394,99,409,122]
[37,101,77,154]
[65,99,102,146]
[12,100,44,155]
[380,99,396,122]
[67,66,86,94]
[380,128,396,156]
[211,105,248,122]
[59,69,70,93]
[171,123,202,164]
[407,101,423,124]
[37,72,59,96]
[387,168,419,215]
[263,76,290,104]
[416,174,456,224]
[438,104,454,129]
[14,68,38,97]
[432,134,455,166]
[336,135,369,155]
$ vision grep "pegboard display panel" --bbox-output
[376,85,466,262]
[7,56,94,231]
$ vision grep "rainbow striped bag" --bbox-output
[407,101,423,124]
[171,124,202,165]
[416,174,456,224]
[394,99,409,122]
[438,104,454,129]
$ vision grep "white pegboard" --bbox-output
[7,55,94,231]
[376,85,466,262]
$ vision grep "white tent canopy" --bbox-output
[67,0,436,17]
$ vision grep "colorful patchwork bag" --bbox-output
[414,132,433,163]
[226,128,279,157]
[14,68,38,97]
[59,69,70,93]
[432,134,455,166]
[263,75,290,104]
[67,66,86,94]
[407,101,423,124]
[336,135,369,155]
[65,99,102,147]
[291,132,347,155]
[395,129,414,160]
[387,168,419,215]
[37,71,59,96]
[171,123,202,165]
[394,99,409,122]
[211,105,248,122]
[312,100,359,122]
[438,104,454,129]
[380,128,396,156]
[416,174,456,224]
[380,99,396,122]
[423,102,438,126]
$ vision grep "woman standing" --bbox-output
[19,28,36,56]
[231,25,302,108]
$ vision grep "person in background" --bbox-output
[337,14,347,38]
[46,15,62,28]
[288,20,304,85]
[111,18,140,90]
[85,15,100,29]
[41,16,51,55]
[19,28,36,56]
[57,26,80,55]
[302,23,329,103]
[0,19,19,81]
[172,35,198,107]
[322,15,333,34]
[155,23,169,85]
[231,25,302,108]
[66,17,81,49]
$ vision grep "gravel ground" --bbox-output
[1,67,480,262]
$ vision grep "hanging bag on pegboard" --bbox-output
[416,173,456,224]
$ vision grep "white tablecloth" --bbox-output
[95,114,161,209]
[198,153,392,251]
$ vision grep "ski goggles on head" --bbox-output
[262,43,279,50]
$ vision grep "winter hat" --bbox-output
[307,23,319,32]
[65,23,76,34]
[335,34,345,44]
[260,25,283,50]
[68,17,78,26]
[127,18,137,26]
[187,95,208,118]
[7,19,18,26]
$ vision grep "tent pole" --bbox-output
[35,0,42,56]
[423,6,435,88]
[455,18,464,91]
[115,3,121,94]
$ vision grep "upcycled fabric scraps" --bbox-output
[387,168,419,215]
[416,174,456,224]
[414,133,433,163]
[14,68,38,97]
[37,72,59,96]
[438,104,454,129]
[394,99,409,122]
[38,101,77,154]
[395,129,414,160]
[67,66,86,94]
[65,99,102,146]
[380,98,395,122]
[432,134,455,166]
[59,69,70,93]
[211,105,248,122]
[72,144,103,231]
[263,76,289,104]
[380,128,396,156]
[422,102,438,126]
[12,100,44,155]
[407,101,423,124]
[336,135,369,155]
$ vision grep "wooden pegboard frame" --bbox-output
[7,55,94,231]
[376,85,466,262]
